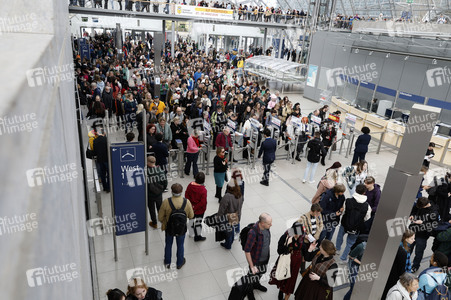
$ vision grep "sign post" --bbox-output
[110,142,147,260]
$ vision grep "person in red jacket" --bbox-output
[185,172,208,242]
[215,127,236,162]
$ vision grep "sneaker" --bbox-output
[259,180,269,186]
[234,233,239,240]
[220,242,231,250]
[411,267,418,273]
[194,236,206,242]
[254,283,267,292]
[302,179,306,183]
[177,258,186,269]
[338,259,347,265]
[308,180,315,184]
[163,189,168,193]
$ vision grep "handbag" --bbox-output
[86,144,95,160]
[227,212,239,226]
[275,237,292,281]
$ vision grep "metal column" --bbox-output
[263,28,267,52]
[171,21,175,57]
[351,104,441,299]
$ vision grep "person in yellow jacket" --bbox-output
[149,95,166,115]
[88,128,98,150]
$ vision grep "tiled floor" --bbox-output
[88,94,436,299]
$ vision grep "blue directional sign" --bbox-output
[110,142,146,236]
[78,38,90,61]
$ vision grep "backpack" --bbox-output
[240,223,257,250]
[342,198,369,234]
[166,197,188,236]
[419,272,451,300]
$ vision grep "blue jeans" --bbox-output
[319,223,338,242]
[303,161,318,182]
[412,236,428,269]
[184,152,199,176]
[224,223,239,249]
[343,260,360,300]
[335,226,358,261]
[164,233,185,267]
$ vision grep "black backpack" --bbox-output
[342,198,368,234]
[240,223,257,250]
[166,197,188,236]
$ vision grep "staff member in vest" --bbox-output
[258,128,277,186]
[158,183,194,269]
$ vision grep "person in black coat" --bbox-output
[258,128,277,186]
[409,197,439,273]
[93,129,110,192]
[319,184,346,241]
[152,133,169,173]
[320,121,337,166]
[382,230,415,299]
[303,132,326,184]
[351,126,371,165]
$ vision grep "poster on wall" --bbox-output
[306,65,318,87]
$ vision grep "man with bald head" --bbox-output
[242,213,272,300]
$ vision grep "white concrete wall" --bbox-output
[0,1,92,299]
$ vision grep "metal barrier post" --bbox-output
[142,110,148,256]
[230,134,236,170]
[176,140,184,178]
[376,132,385,154]
[346,132,355,159]
[204,136,210,175]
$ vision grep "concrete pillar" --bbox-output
[153,32,165,98]
[244,37,248,54]
[351,104,441,299]
[278,33,284,59]
[238,36,242,53]
[263,28,267,52]
[206,33,210,55]
[171,21,175,57]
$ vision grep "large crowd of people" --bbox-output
[80,31,451,300]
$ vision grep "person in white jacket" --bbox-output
[386,272,419,300]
